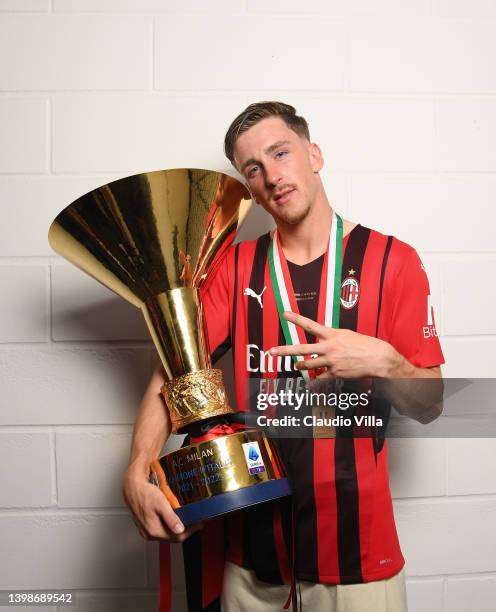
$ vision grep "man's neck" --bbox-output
[276,198,332,265]
[276,204,356,266]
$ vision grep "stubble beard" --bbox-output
[273,201,312,227]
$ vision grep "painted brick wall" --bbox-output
[1,2,495,611]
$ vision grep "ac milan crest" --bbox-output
[341,276,360,309]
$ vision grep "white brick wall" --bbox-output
[348,19,496,94]
[154,15,346,91]
[446,576,496,612]
[0,98,47,172]
[299,96,438,172]
[0,513,147,589]
[0,175,120,256]
[432,0,496,18]
[0,2,494,611]
[437,98,496,171]
[51,94,246,173]
[247,0,432,17]
[396,498,496,575]
[442,258,496,335]
[0,265,48,342]
[388,438,446,499]
[55,430,133,508]
[0,16,152,90]
[51,264,148,341]
[0,432,52,506]
[0,0,49,11]
[406,579,444,612]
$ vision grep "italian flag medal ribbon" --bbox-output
[268,210,343,383]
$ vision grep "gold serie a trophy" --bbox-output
[48,168,291,525]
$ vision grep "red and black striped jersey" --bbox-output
[159,223,444,611]
[203,222,443,575]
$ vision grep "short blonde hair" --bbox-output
[224,101,310,165]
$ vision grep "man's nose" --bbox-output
[264,163,283,188]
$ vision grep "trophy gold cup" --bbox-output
[48,168,291,525]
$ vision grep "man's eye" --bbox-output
[275,150,288,159]
[247,166,259,177]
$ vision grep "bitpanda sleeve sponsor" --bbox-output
[385,247,444,368]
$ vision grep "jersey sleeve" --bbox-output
[386,247,444,368]
[199,248,233,365]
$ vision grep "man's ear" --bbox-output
[308,142,324,173]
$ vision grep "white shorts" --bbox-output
[221,561,408,612]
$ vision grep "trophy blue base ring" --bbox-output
[175,477,291,525]
[151,429,291,526]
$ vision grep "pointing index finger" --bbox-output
[283,311,329,339]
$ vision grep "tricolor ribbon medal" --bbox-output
[268,211,343,383]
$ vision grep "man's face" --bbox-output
[233,116,323,226]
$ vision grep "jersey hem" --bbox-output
[227,557,406,586]
[295,558,405,585]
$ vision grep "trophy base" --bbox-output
[150,429,292,526]
[175,477,291,526]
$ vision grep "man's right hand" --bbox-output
[122,466,203,543]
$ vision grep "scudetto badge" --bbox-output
[341,276,359,309]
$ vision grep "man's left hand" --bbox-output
[269,311,410,379]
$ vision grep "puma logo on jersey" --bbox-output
[244,286,266,309]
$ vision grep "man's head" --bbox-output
[224,101,325,227]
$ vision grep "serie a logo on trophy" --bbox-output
[48,168,291,525]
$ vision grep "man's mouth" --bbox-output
[273,188,295,204]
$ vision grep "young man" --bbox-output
[123,102,444,612]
